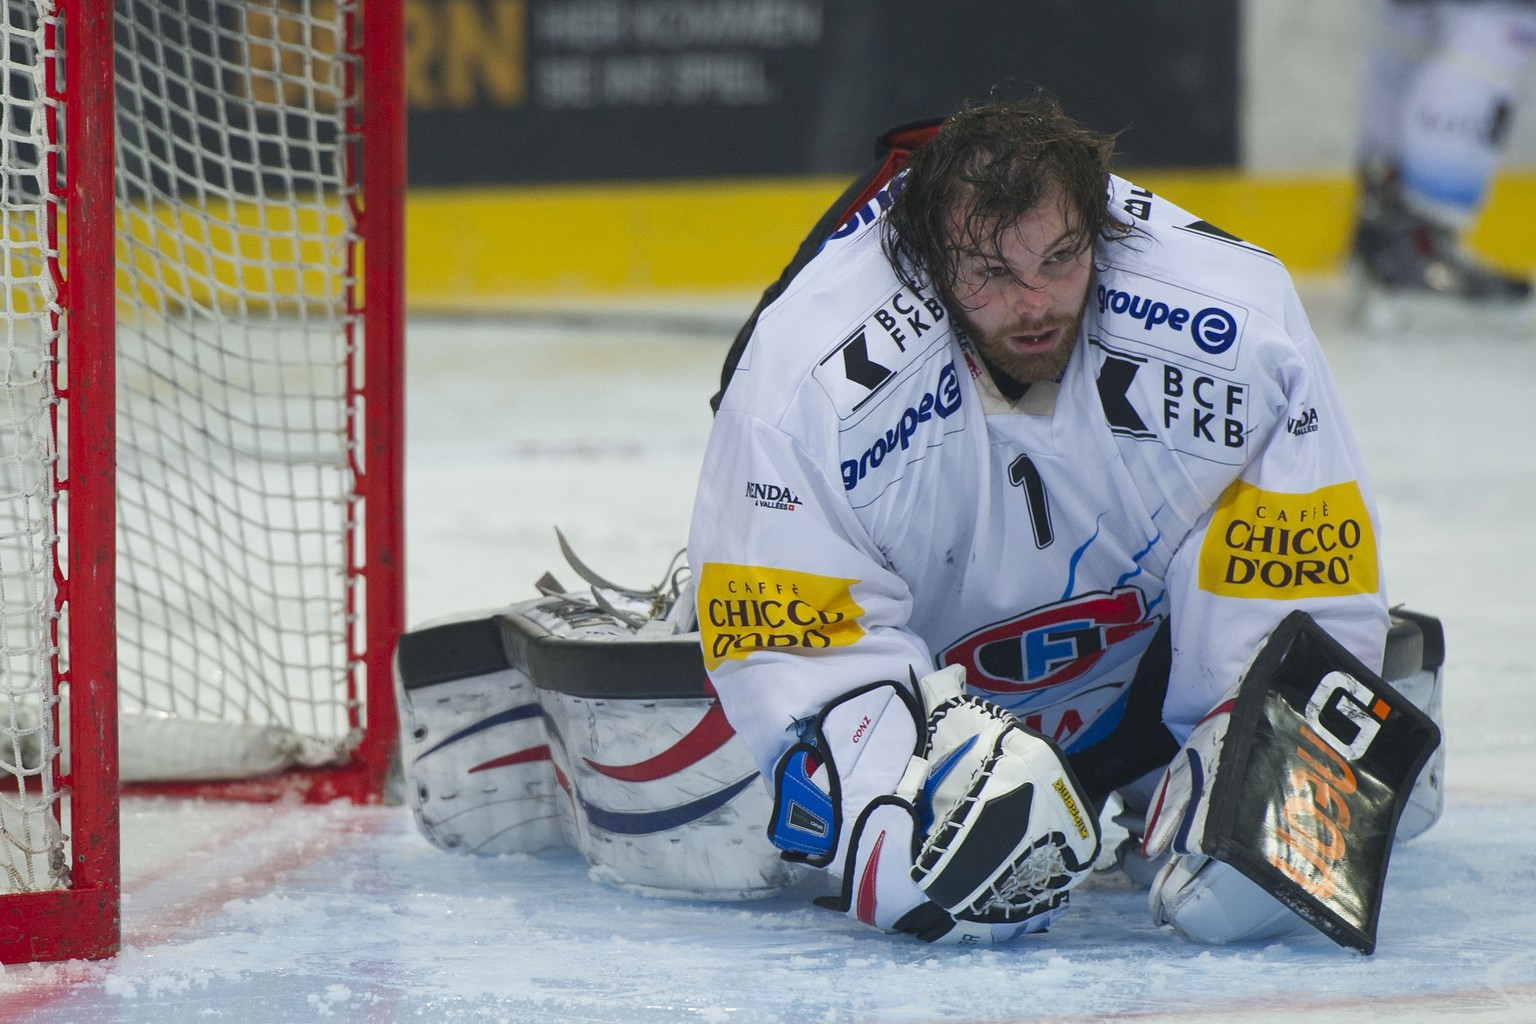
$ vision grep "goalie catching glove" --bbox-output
[768,666,1101,943]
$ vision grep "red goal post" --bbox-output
[0,0,404,961]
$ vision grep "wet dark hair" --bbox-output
[882,90,1135,303]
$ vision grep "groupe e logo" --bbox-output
[1096,284,1240,356]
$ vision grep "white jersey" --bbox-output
[688,176,1390,783]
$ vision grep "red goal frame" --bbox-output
[0,0,405,963]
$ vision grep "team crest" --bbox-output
[941,587,1160,694]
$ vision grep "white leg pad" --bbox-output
[398,660,569,856]
[1149,855,1308,946]
[1390,664,1446,842]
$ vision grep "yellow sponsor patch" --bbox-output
[1052,777,1091,841]
[1199,480,1379,599]
[697,563,866,671]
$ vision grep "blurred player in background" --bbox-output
[1351,0,1536,311]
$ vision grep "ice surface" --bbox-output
[1,278,1532,1023]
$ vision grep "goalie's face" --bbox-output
[944,189,1092,386]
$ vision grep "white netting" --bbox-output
[1,0,374,898]
[112,0,366,773]
[0,0,67,896]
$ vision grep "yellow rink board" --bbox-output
[8,170,1527,315]
[406,169,1536,310]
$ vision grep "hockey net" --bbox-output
[0,0,403,960]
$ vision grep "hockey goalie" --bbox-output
[395,92,1446,950]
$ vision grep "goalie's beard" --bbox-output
[949,290,1086,388]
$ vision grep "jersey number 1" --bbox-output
[1009,455,1054,549]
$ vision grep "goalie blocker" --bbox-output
[1185,610,1441,953]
